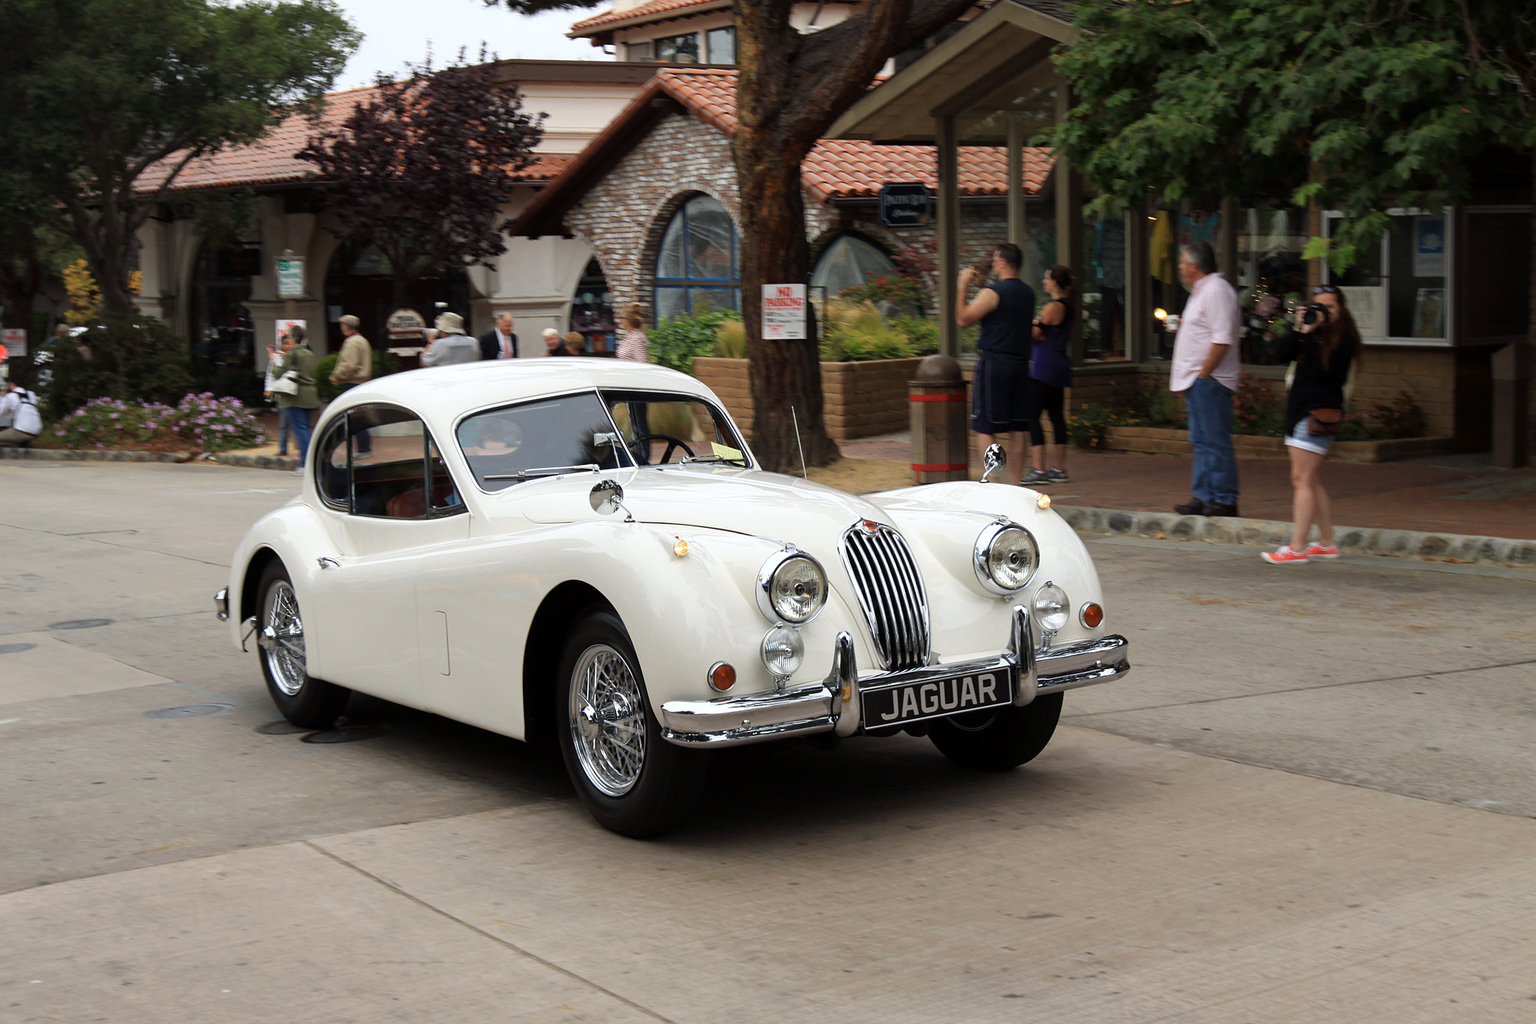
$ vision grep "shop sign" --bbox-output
[878,182,931,229]
[2,328,26,357]
[762,284,806,340]
[276,319,306,348]
[386,307,428,341]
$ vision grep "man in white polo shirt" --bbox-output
[1169,240,1242,517]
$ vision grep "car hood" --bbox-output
[519,466,888,545]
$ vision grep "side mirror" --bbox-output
[589,479,625,515]
[981,443,1006,484]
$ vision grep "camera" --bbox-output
[1301,303,1332,327]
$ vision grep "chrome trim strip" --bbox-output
[214,588,229,622]
[1033,634,1131,694]
[660,680,839,748]
[838,522,930,672]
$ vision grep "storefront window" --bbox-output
[654,194,739,321]
[1235,207,1308,365]
[571,258,615,356]
[811,235,898,306]
[1325,209,1451,342]
[1081,212,1126,361]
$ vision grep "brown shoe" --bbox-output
[1173,497,1205,515]
[1204,502,1240,517]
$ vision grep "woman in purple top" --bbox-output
[1022,265,1075,486]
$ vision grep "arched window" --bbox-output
[811,234,899,301]
[654,195,739,321]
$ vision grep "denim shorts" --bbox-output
[1285,414,1333,455]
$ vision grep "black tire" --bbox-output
[927,692,1062,771]
[256,562,350,729]
[555,608,707,837]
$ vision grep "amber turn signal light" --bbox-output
[1080,602,1103,628]
[708,662,736,691]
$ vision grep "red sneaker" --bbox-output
[1262,546,1310,565]
[1305,543,1340,560]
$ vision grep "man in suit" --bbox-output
[479,312,518,360]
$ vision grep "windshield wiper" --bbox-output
[485,464,600,481]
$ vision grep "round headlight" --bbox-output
[973,523,1039,595]
[761,625,805,678]
[1032,582,1070,633]
[757,552,827,624]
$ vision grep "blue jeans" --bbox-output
[284,406,314,467]
[1185,376,1238,505]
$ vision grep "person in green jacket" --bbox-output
[269,325,319,474]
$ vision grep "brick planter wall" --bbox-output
[1107,425,1456,463]
[692,356,925,442]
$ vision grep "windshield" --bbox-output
[457,392,631,492]
[598,389,749,468]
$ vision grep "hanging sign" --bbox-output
[2,328,26,357]
[275,257,305,298]
[762,284,807,340]
[878,182,932,229]
[386,307,428,342]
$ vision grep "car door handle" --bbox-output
[317,557,340,570]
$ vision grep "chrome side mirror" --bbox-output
[589,479,633,522]
[981,443,1006,484]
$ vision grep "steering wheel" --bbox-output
[634,433,694,465]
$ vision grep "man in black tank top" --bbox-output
[958,242,1036,485]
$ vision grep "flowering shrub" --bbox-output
[1232,373,1284,436]
[1068,403,1146,450]
[50,393,264,453]
[174,392,265,451]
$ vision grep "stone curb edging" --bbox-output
[1055,504,1536,570]
[0,447,299,469]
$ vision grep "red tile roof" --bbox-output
[570,0,728,36]
[138,85,573,194]
[655,68,1053,201]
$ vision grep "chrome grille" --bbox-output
[839,523,930,671]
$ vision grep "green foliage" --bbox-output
[47,392,264,452]
[819,299,914,361]
[651,309,742,374]
[0,0,359,313]
[1233,374,1285,437]
[314,349,401,402]
[43,315,195,421]
[839,273,924,313]
[891,316,940,356]
[1068,402,1144,450]
[1053,0,1536,272]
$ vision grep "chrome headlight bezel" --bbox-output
[972,521,1040,596]
[756,549,828,625]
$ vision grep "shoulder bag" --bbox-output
[1307,407,1343,437]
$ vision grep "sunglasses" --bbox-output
[1312,285,1341,295]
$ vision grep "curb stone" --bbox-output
[0,447,194,463]
[1055,504,1536,570]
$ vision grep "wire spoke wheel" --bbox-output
[568,644,647,796]
[262,580,307,697]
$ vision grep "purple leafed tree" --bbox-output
[298,52,546,303]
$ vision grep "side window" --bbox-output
[320,404,464,519]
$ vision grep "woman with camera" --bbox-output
[1262,284,1360,565]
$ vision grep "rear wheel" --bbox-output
[256,562,350,729]
[556,608,707,837]
[928,692,1062,771]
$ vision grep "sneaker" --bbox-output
[353,451,372,461]
[292,466,305,476]
[1046,468,1069,483]
[1262,546,1309,565]
[1020,468,1051,486]
[1305,543,1341,560]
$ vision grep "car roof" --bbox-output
[326,359,721,422]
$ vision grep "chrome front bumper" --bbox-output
[659,606,1130,748]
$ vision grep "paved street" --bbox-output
[2,460,1533,1023]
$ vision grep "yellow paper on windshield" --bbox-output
[712,442,743,461]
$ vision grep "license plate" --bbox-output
[861,668,1015,729]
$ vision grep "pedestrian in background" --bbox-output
[1169,241,1242,517]
[563,331,586,356]
[269,326,318,475]
[329,314,373,458]
[542,328,563,355]
[1022,264,1075,485]
[419,312,479,366]
[479,311,519,360]
[261,359,291,456]
[0,380,42,447]
[957,242,1034,486]
[1263,285,1361,565]
[617,305,649,364]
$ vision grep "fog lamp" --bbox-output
[1032,582,1070,633]
[761,625,804,679]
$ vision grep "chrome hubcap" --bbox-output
[568,644,645,797]
[261,580,306,697]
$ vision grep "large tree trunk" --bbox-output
[733,2,838,472]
